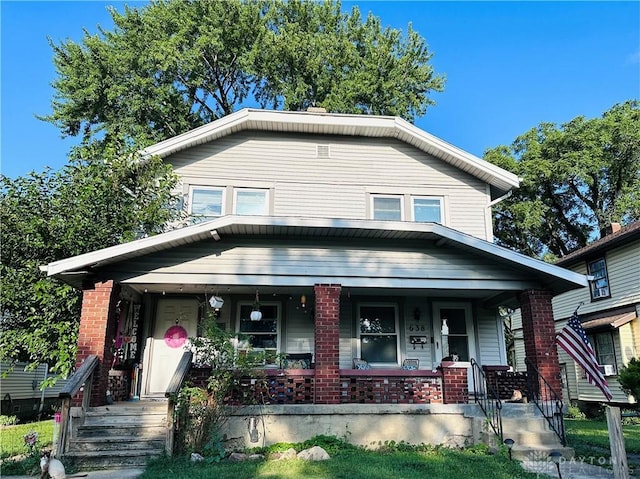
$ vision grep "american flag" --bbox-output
[556,311,613,401]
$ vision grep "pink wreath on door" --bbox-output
[164,325,188,348]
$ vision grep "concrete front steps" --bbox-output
[470,403,574,461]
[63,400,168,469]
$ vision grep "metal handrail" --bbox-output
[56,355,99,456]
[470,358,503,442]
[525,357,566,446]
[165,351,193,455]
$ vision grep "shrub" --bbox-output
[618,358,640,403]
[565,404,586,419]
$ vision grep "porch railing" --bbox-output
[525,357,566,446]
[165,351,193,455]
[56,354,99,456]
[470,358,503,442]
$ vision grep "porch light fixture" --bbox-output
[250,290,262,321]
[300,294,307,309]
[503,438,515,460]
[209,296,224,310]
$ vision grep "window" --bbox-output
[359,304,399,364]
[587,258,611,300]
[237,302,280,364]
[234,189,268,215]
[412,197,442,223]
[587,332,617,374]
[441,308,470,361]
[372,195,402,221]
[189,187,224,218]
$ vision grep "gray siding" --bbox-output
[168,133,492,240]
[0,363,67,400]
[476,309,506,366]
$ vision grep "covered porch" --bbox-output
[43,216,589,411]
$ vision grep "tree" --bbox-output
[43,0,444,148]
[0,150,178,379]
[484,100,640,260]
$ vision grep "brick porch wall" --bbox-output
[518,289,562,401]
[314,284,341,404]
[76,280,120,406]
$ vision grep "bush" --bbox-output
[618,358,640,403]
[0,415,18,426]
[565,404,586,419]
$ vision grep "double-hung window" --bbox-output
[358,304,399,365]
[587,332,617,375]
[189,186,224,220]
[412,197,442,223]
[234,189,268,215]
[587,257,611,300]
[372,195,403,221]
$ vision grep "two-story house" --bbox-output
[43,108,588,457]
[512,222,640,409]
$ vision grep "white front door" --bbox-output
[433,302,476,391]
[143,298,199,397]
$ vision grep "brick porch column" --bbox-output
[314,284,341,404]
[441,363,469,404]
[518,289,562,401]
[76,280,120,406]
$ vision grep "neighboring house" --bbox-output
[42,108,588,450]
[0,362,68,419]
[511,222,640,407]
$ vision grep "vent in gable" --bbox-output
[316,145,330,158]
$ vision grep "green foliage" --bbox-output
[44,0,444,148]
[0,150,178,379]
[0,415,18,426]
[565,404,587,420]
[484,100,640,259]
[173,308,262,456]
[618,357,640,403]
[0,419,54,476]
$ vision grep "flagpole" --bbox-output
[545,301,586,356]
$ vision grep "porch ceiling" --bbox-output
[43,216,589,307]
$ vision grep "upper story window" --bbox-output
[189,186,225,218]
[234,189,268,215]
[412,197,442,223]
[587,257,611,300]
[372,195,403,221]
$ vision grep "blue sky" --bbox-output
[1,1,639,179]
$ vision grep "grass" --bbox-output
[565,417,640,472]
[140,442,544,479]
[0,419,55,475]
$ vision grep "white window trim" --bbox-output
[357,302,400,367]
[235,301,281,353]
[411,196,444,224]
[370,194,404,221]
[188,185,226,217]
[587,257,611,300]
[233,188,270,215]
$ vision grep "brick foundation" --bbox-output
[314,284,341,404]
[518,289,562,401]
[76,280,120,406]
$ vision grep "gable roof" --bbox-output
[141,109,520,199]
[555,221,640,267]
[42,215,587,299]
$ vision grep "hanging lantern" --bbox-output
[250,290,262,321]
[300,294,306,309]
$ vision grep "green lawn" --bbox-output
[141,444,544,479]
[565,417,640,471]
[0,419,55,476]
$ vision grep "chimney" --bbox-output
[605,222,622,235]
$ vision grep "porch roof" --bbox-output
[42,216,588,300]
[140,109,520,199]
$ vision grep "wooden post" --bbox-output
[606,406,629,479]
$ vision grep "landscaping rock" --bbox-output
[248,454,265,461]
[271,448,298,460]
[190,453,204,462]
[297,446,330,461]
[228,452,248,462]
